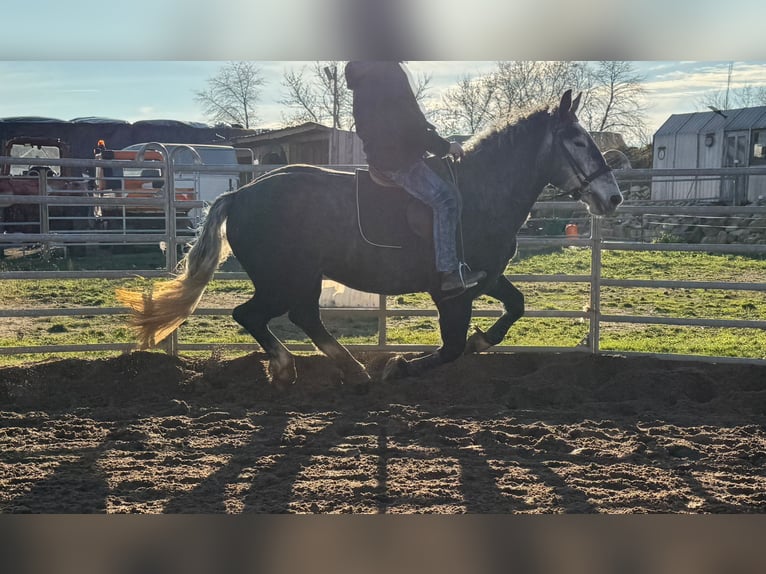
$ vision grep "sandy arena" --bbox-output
[0,351,764,513]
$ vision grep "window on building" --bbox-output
[752,129,766,165]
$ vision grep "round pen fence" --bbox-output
[1,156,766,365]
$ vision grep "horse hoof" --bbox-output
[382,355,409,381]
[464,328,493,355]
[269,360,296,390]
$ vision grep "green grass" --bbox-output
[1,247,765,364]
[600,325,766,358]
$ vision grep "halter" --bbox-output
[551,121,613,200]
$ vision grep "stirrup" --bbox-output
[458,262,484,288]
[441,263,486,293]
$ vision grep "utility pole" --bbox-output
[724,61,733,110]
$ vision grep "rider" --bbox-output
[345,61,486,294]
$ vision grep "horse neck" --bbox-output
[459,113,552,230]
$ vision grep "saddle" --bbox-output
[355,169,432,248]
[354,156,455,248]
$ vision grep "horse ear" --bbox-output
[571,92,582,115]
[558,90,573,120]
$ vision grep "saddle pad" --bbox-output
[355,169,433,248]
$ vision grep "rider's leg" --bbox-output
[381,160,485,290]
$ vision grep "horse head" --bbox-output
[546,89,623,216]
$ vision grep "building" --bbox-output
[652,105,766,203]
[228,122,365,166]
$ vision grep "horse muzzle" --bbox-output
[580,179,623,216]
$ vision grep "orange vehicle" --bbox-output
[93,142,196,220]
[93,141,246,231]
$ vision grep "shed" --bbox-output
[652,105,766,203]
[228,122,365,166]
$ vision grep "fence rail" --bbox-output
[2,156,766,365]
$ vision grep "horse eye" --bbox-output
[573,140,587,148]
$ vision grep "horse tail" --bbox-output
[116,192,235,348]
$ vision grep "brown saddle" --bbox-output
[354,168,433,248]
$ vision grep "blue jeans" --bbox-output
[381,160,461,273]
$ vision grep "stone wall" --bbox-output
[528,185,766,245]
[601,209,766,244]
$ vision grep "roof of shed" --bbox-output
[725,106,766,130]
[656,105,766,136]
[229,122,331,144]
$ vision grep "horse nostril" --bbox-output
[610,194,623,207]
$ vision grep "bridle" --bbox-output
[551,121,613,200]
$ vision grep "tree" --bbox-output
[280,61,353,129]
[280,61,433,130]
[427,61,591,137]
[491,61,591,118]
[581,61,649,145]
[426,61,649,146]
[700,84,766,111]
[431,73,498,136]
[195,61,265,128]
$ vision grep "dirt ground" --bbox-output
[0,350,764,514]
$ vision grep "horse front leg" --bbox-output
[464,275,524,354]
[383,294,474,380]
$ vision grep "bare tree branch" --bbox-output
[195,62,265,128]
[280,61,432,130]
[700,84,766,111]
[583,61,649,145]
[431,73,498,135]
[280,61,353,129]
[426,61,649,145]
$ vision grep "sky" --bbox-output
[0,61,765,141]
[0,1,764,141]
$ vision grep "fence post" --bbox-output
[39,170,50,259]
[589,216,602,354]
[378,294,387,348]
[164,151,179,356]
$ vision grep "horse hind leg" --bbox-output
[232,296,296,389]
[288,299,371,392]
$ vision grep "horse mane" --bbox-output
[459,105,555,200]
[456,104,560,227]
[464,105,553,156]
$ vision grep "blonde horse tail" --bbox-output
[116,192,235,348]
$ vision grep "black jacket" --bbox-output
[345,61,451,171]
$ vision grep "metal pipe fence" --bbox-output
[1,156,765,364]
